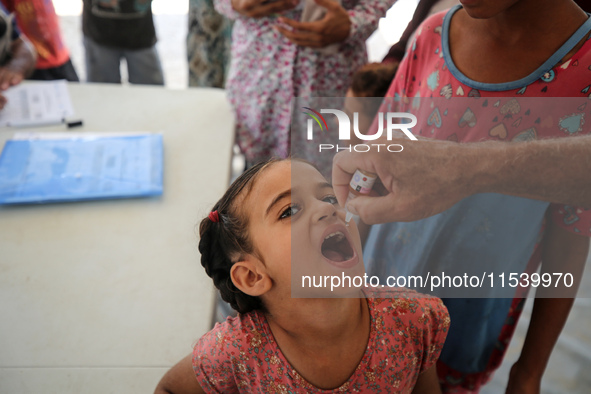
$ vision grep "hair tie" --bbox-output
[208,210,220,223]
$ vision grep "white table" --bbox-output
[0,83,234,393]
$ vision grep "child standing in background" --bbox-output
[82,0,164,85]
[215,0,395,168]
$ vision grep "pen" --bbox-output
[67,120,84,128]
[7,118,84,129]
[8,117,65,128]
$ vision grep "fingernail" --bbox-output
[347,203,358,216]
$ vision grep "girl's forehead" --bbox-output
[246,161,291,200]
[245,161,327,207]
[292,161,327,183]
[255,161,325,188]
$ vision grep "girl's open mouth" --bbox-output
[320,226,358,268]
[322,231,354,262]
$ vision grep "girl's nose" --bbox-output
[313,200,338,222]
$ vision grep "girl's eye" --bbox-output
[280,204,301,220]
[323,195,339,205]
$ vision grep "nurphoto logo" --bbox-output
[303,107,418,153]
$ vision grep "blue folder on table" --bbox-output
[0,134,163,204]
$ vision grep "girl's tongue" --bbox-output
[321,231,354,262]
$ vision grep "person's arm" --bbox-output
[412,297,448,394]
[506,299,573,394]
[345,0,396,43]
[154,354,205,394]
[382,0,439,63]
[332,136,591,224]
[0,36,36,91]
[274,0,394,48]
[411,365,441,394]
[505,220,589,394]
[214,0,296,20]
[479,137,591,209]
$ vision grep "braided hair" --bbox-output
[198,159,280,314]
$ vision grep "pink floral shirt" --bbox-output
[364,7,591,390]
[193,292,449,393]
[386,6,591,235]
[214,0,395,164]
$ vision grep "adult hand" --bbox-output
[0,37,36,91]
[232,0,298,18]
[332,138,476,224]
[274,0,351,47]
[0,66,25,91]
[505,362,540,394]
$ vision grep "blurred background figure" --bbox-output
[382,0,456,65]
[0,2,36,108]
[187,0,231,88]
[82,0,164,85]
[219,0,396,169]
[1,0,79,81]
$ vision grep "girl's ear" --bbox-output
[230,256,272,297]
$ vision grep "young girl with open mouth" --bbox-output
[155,159,449,393]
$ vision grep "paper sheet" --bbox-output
[0,80,75,128]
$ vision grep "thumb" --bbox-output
[313,0,341,11]
[347,195,393,225]
[11,74,23,86]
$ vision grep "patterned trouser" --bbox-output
[187,0,232,88]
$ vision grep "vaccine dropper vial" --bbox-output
[345,169,377,226]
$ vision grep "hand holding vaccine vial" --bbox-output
[345,169,377,226]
